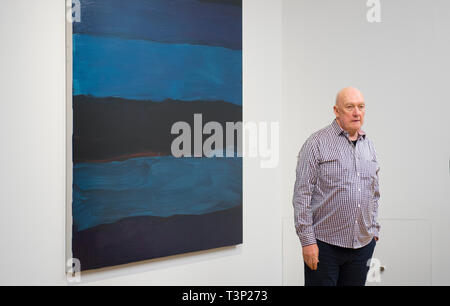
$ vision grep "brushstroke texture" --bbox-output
[72,205,242,271]
[73,34,242,104]
[73,96,242,163]
[73,0,242,50]
[73,156,242,232]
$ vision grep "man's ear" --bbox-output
[333,105,339,117]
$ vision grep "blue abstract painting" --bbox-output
[71,0,242,271]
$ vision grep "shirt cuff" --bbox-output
[299,233,317,247]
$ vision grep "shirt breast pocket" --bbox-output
[319,153,348,184]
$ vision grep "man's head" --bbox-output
[334,87,365,135]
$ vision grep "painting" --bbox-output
[70,0,242,271]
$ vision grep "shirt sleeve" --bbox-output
[372,168,381,237]
[292,137,320,247]
[369,140,381,238]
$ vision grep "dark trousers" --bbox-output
[304,238,376,286]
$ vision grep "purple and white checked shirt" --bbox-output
[293,119,380,249]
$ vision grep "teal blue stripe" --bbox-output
[73,34,242,105]
[72,156,242,231]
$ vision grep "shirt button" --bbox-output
[358,204,361,208]
[355,220,358,224]
[358,188,361,192]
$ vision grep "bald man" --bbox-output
[292,87,380,286]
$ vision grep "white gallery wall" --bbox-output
[281,0,450,285]
[0,0,283,285]
[0,0,67,285]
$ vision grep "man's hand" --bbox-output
[302,243,319,271]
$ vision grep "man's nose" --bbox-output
[353,108,361,117]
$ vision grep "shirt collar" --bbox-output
[331,119,366,139]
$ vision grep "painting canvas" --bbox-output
[70,0,242,271]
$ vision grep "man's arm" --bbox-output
[369,139,381,240]
[293,137,319,246]
[293,138,320,269]
[372,160,381,240]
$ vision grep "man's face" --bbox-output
[334,89,365,134]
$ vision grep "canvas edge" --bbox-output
[65,5,74,278]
